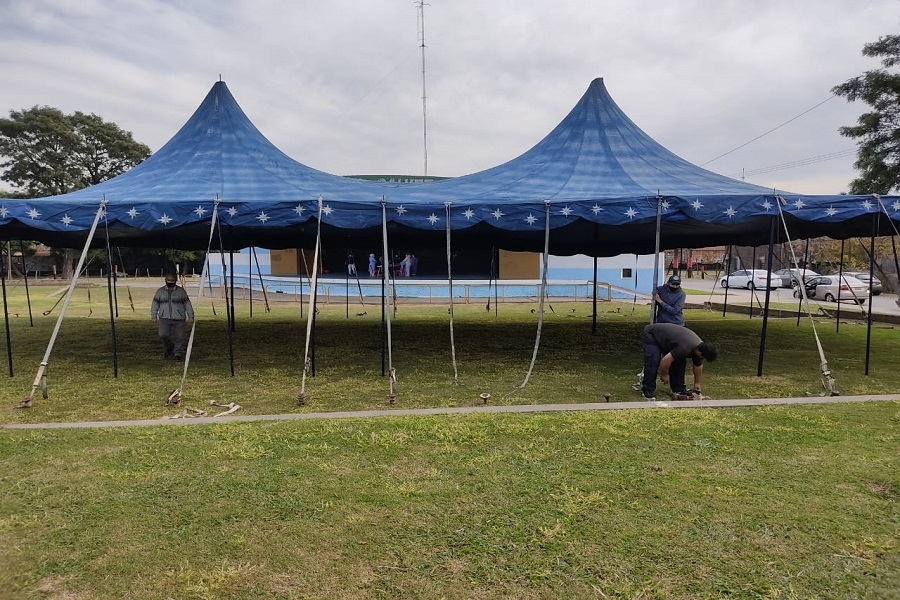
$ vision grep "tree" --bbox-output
[0,106,151,276]
[832,34,900,194]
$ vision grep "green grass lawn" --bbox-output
[1,404,898,598]
[0,280,899,424]
[0,280,898,598]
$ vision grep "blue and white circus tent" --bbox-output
[1,78,897,255]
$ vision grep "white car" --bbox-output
[720,269,778,290]
[793,275,870,304]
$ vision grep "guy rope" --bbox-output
[18,200,106,408]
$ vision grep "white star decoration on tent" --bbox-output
[226,207,238,217]
[893,200,900,212]
[256,212,269,223]
[826,206,838,216]
[691,200,703,211]
[463,208,475,220]
[491,208,504,220]
[0,206,8,218]
[861,199,874,211]
[762,200,773,211]
[427,213,439,225]
[322,205,333,216]
[127,208,139,219]
[560,206,572,216]
[525,214,537,225]
[625,207,637,219]
[396,205,407,215]
[158,214,172,224]
[724,206,737,218]
[591,204,603,214]
[661,200,670,211]
[793,199,806,209]
[26,208,41,219]
[293,204,305,215]
[60,214,73,226]
[194,205,206,217]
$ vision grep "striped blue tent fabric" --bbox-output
[1,78,897,254]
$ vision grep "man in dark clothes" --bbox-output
[653,274,686,325]
[640,323,717,400]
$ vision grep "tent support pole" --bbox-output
[346,249,350,319]
[796,238,811,327]
[251,247,269,313]
[229,249,236,332]
[650,194,662,323]
[864,213,878,375]
[215,221,235,377]
[445,202,459,383]
[104,221,119,378]
[749,246,758,319]
[722,245,732,317]
[757,216,776,376]
[19,241,33,326]
[1,258,11,377]
[380,198,397,401]
[22,202,106,406]
[592,255,598,335]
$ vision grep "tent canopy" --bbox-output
[2,78,897,255]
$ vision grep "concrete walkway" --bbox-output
[4,393,898,430]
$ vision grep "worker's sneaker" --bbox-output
[174,354,184,361]
[163,347,174,359]
[641,390,656,400]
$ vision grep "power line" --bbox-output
[702,95,837,166]
[729,148,856,179]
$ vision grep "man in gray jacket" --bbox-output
[150,273,194,360]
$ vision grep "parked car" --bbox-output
[842,271,882,295]
[773,267,820,288]
[720,269,778,290]
[793,275,870,303]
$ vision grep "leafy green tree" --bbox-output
[0,106,152,276]
[0,106,151,196]
[833,34,900,194]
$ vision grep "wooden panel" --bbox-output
[499,250,539,279]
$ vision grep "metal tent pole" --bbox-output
[757,216,776,376]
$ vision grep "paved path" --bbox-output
[4,393,898,430]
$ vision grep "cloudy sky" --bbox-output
[2,0,898,195]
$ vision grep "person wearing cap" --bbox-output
[150,272,194,360]
[640,323,717,400]
[654,275,686,325]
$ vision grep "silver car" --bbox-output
[773,267,819,288]
[843,271,883,296]
[793,275,870,304]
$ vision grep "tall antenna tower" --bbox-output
[416,1,428,176]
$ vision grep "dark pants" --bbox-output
[642,343,688,395]
[158,318,186,358]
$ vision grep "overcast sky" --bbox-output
[2,0,898,195]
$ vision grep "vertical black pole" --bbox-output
[493,247,498,317]
[1,264,12,377]
[19,241,33,326]
[749,246,757,319]
[722,245,732,317]
[229,250,236,332]
[864,214,878,375]
[592,255,598,335]
[381,262,386,377]
[835,239,845,332]
[311,296,317,377]
[757,216,776,376]
[216,224,235,377]
[105,265,119,378]
[796,238,811,326]
[248,252,253,318]
[346,250,350,319]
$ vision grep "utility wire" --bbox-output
[730,148,856,179]
[702,95,837,166]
